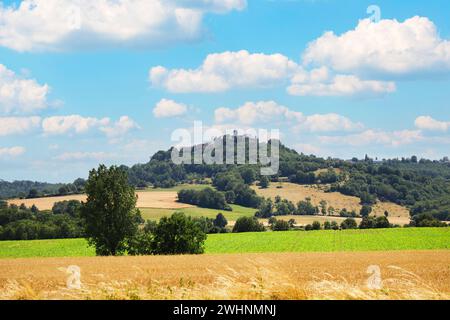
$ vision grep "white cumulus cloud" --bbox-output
[100,116,139,138]
[288,67,396,97]
[0,116,41,136]
[0,64,50,114]
[318,129,423,147]
[153,98,188,118]
[0,0,246,52]
[150,50,299,93]
[303,16,450,77]
[415,116,450,132]
[42,115,110,135]
[214,100,363,133]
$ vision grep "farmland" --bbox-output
[252,182,411,225]
[140,204,256,222]
[7,184,208,211]
[0,250,448,300]
[0,228,448,259]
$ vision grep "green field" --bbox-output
[0,228,448,259]
[140,204,256,221]
[141,184,210,192]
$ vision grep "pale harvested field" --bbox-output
[8,191,193,211]
[0,251,448,300]
[253,183,411,225]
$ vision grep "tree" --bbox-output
[271,219,290,231]
[319,200,327,215]
[312,221,321,230]
[232,217,265,233]
[30,204,39,214]
[375,216,390,228]
[27,189,39,199]
[360,205,372,218]
[340,218,357,229]
[259,176,270,189]
[324,221,332,230]
[239,167,256,185]
[213,213,228,229]
[152,212,207,254]
[330,221,339,230]
[255,198,273,218]
[81,165,141,256]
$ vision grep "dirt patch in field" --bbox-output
[7,191,192,211]
[253,183,410,225]
[0,250,448,300]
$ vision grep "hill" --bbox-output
[2,135,450,221]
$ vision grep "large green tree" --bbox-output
[81,165,141,256]
[151,212,206,255]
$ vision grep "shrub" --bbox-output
[341,218,358,229]
[271,219,290,231]
[232,217,265,233]
[151,212,207,255]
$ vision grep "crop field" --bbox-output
[253,183,411,225]
[7,186,206,211]
[0,228,448,259]
[140,204,256,222]
[0,250,448,300]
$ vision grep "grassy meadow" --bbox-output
[0,228,448,259]
[140,204,256,221]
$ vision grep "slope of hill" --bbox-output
[2,135,450,221]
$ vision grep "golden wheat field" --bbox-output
[7,191,193,211]
[253,183,411,225]
[0,250,448,300]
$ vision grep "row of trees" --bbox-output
[255,196,373,219]
[177,188,231,211]
[0,200,84,240]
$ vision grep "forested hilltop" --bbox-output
[1,136,449,221]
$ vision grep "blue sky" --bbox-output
[0,0,449,182]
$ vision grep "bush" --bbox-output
[312,221,321,230]
[232,217,265,233]
[360,205,372,217]
[259,176,270,189]
[341,218,357,229]
[271,219,290,231]
[213,213,228,229]
[151,212,207,255]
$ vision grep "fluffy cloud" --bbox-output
[303,17,450,76]
[0,64,50,114]
[153,98,187,118]
[42,115,110,135]
[0,0,246,52]
[288,67,396,97]
[0,116,41,136]
[215,101,303,125]
[415,116,450,132]
[0,146,26,157]
[100,116,139,138]
[54,151,110,161]
[150,50,299,92]
[319,129,423,147]
[299,113,364,132]
[215,100,362,132]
